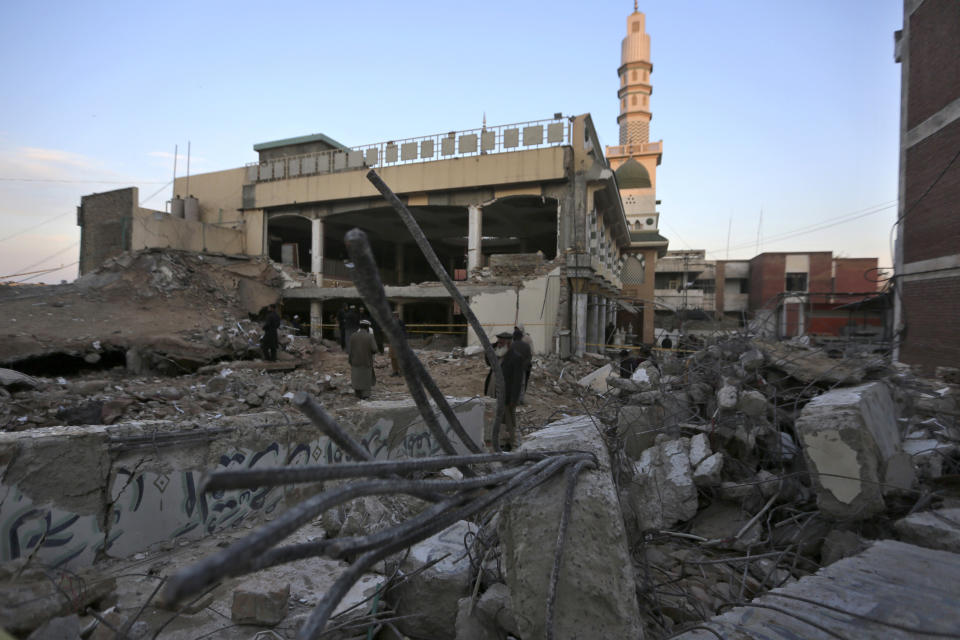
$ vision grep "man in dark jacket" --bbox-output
[510,328,533,405]
[262,304,281,361]
[485,331,525,450]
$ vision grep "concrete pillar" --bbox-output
[588,294,599,353]
[395,243,405,285]
[600,298,609,348]
[573,292,588,356]
[311,217,324,286]
[467,204,482,276]
[310,300,323,342]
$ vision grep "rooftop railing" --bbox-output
[246,117,571,183]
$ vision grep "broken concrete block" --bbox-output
[820,529,868,566]
[688,433,711,467]
[0,367,40,390]
[630,435,698,530]
[717,385,738,410]
[894,508,960,553]
[463,345,484,357]
[739,349,765,371]
[882,451,916,496]
[499,415,642,640]
[736,389,768,417]
[25,614,81,640]
[630,363,660,389]
[475,583,518,637]
[693,452,724,487]
[231,582,289,626]
[795,382,901,520]
[578,363,613,393]
[455,596,499,640]
[393,520,477,640]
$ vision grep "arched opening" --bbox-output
[267,214,312,269]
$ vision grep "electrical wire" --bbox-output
[0,177,166,184]
[0,211,73,244]
[15,261,79,283]
[6,242,79,281]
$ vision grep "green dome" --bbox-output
[615,158,651,189]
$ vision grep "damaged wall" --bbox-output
[0,398,484,569]
[466,267,562,354]
[131,209,245,255]
[78,187,137,275]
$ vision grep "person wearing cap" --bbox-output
[485,331,525,450]
[349,319,378,399]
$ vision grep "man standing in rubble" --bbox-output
[485,331,525,450]
[261,303,281,362]
[342,305,361,355]
[349,319,378,399]
[511,325,533,404]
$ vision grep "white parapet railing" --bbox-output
[246,117,571,183]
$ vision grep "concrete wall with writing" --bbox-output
[0,399,485,569]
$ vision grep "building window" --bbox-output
[631,70,637,81]
[739,279,749,294]
[632,21,640,33]
[785,272,808,292]
[646,218,654,226]
[631,95,637,106]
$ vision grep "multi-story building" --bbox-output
[893,0,960,374]
[651,250,882,340]
[77,114,633,357]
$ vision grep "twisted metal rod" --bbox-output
[293,391,372,462]
[365,169,506,451]
[297,454,590,639]
[344,228,476,469]
[201,451,554,492]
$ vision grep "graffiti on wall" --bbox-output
[0,399,485,569]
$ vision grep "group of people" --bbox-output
[484,324,533,451]
[263,303,535,448]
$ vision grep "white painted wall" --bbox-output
[467,267,561,354]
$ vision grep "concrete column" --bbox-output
[467,204,482,276]
[600,298,609,347]
[311,217,324,286]
[310,300,323,342]
[395,243,405,284]
[588,294,599,353]
[573,292,588,356]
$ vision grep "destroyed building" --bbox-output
[3,4,960,640]
[78,114,640,358]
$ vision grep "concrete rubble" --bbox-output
[1,251,959,639]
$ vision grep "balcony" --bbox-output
[606,141,662,157]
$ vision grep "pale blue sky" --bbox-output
[0,0,902,282]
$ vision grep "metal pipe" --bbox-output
[365,170,506,451]
[344,228,472,466]
[292,391,372,462]
[202,451,550,492]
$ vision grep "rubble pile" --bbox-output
[0,249,289,376]
[575,335,960,637]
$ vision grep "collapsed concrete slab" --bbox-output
[498,415,643,639]
[795,382,902,520]
[578,363,613,394]
[672,540,960,639]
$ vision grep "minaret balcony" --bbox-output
[606,141,662,157]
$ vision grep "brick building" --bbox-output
[894,0,960,373]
